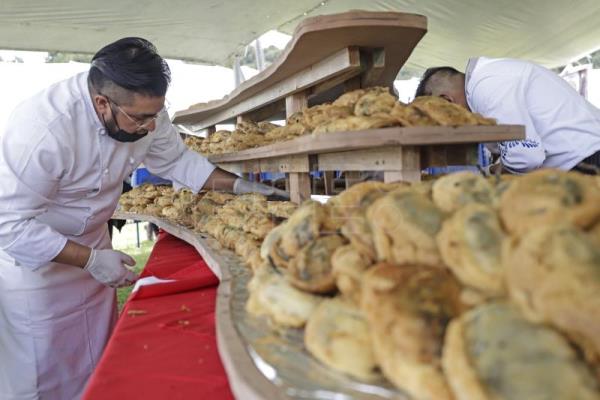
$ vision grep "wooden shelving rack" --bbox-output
[172,11,524,203]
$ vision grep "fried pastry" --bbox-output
[332,87,388,109]
[228,193,268,214]
[234,236,261,260]
[443,302,600,400]
[118,203,132,212]
[128,206,144,214]
[267,201,297,219]
[246,265,322,328]
[304,297,381,382]
[327,181,398,222]
[432,171,495,213]
[242,213,276,239]
[161,206,179,220]
[265,123,308,140]
[367,189,445,267]
[269,201,336,270]
[301,104,353,130]
[202,191,236,205]
[155,195,174,207]
[286,234,346,294]
[436,204,505,297]
[362,263,462,400]
[504,224,600,366]
[499,169,600,236]
[312,115,397,134]
[353,90,397,117]
[411,96,496,126]
[340,213,378,261]
[132,197,153,206]
[144,204,163,217]
[286,111,304,125]
[329,181,403,260]
[256,121,279,134]
[390,102,437,126]
[331,244,373,304]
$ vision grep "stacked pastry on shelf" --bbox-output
[184,120,280,156]
[183,88,496,156]
[118,185,297,270]
[247,170,600,400]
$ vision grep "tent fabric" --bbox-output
[279,0,600,71]
[1,1,600,70]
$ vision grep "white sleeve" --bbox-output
[0,124,68,268]
[143,112,216,192]
[470,73,546,173]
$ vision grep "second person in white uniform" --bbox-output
[414,57,600,174]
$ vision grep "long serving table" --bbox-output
[82,231,234,400]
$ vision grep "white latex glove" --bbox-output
[233,178,290,200]
[84,249,139,288]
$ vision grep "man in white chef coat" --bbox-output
[0,37,286,399]
[414,57,600,174]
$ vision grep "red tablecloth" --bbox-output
[83,232,234,400]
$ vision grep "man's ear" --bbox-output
[94,95,109,112]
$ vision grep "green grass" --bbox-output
[115,240,154,311]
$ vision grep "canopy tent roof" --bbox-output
[1,1,600,71]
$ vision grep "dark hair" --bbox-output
[89,37,171,98]
[415,66,462,97]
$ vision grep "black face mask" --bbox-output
[102,114,148,143]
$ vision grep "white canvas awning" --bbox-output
[1,1,600,70]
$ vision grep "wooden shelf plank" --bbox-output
[179,47,362,131]
[172,11,427,126]
[207,125,525,163]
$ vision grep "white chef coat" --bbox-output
[0,71,215,399]
[465,57,600,172]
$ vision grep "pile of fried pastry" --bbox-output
[248,169,600,400]
[118,186,297,270]
[184,88,496,156]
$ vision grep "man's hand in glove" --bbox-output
[233,178,290,200]
[84,249,139,288]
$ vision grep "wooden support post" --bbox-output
[323,171,335,195]
[237,114,252,125]
[289,172,311,203]
[206,125,216,137]
[285,93,308,115]
[286,92,310,203]
[361,48,386,88]
[344,75,362,92]
[384,146,421,183]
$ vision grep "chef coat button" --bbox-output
[129,157,135,164]
[103,168,109,175]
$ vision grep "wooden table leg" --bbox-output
[289,172,311,203]
[285,91,310,203]
[384,146,421,183]
[323,171,335,195]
